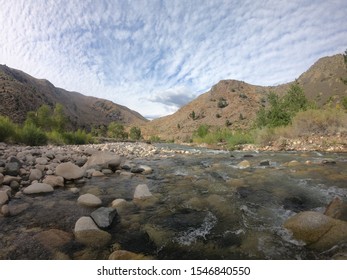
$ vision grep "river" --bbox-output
[1,144,346,259]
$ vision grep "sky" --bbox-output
[1,0,347,119]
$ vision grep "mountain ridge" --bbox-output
[0,64,148,130]
[142,54,347,141]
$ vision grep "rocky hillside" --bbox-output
[0,65,148,130]
[143,54,347,141]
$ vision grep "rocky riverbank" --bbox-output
[1,141,347,259]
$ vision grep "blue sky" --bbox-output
[1,0,347,119]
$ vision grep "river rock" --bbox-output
[237,160,251,169]
[92,170,104,177]
[3,175,21,185]
[34,229,73,250]
[90,207,117,228]
[5,157,22,176]
[55,162,84,180]
[23,183,54,194]
[111,198,126,208]
[138,165,153,174]
[133,184,152,199]
[29,169,43,181]
[0,191,9,206]
[324,197,347,222]
[0,173,4,185]
[74,216,111,247]
[1,204,10,216]
[108,250,151,260]
[83,151,121,171]
[35,157,48,165]
[77,193,102,207]
[42,175,65,188]
[284,211,347,250]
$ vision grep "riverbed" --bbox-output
[0,143,346,259]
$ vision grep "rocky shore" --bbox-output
[1,141,347,259]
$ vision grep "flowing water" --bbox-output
[1,144,347,259]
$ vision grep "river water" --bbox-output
[1,144,346,259]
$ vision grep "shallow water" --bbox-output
[1,146,347,259]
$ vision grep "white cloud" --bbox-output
[0,0,347,118]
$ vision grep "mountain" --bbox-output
[143,54,347,141]
[0,65,148,130]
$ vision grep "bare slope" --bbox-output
[0,65,148,130]
[143,54,347,141]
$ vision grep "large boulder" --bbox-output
[55,162,84,180]
[74,216,111,247]
[83,151,121,171]
[324,197,347,222]
[284,211,347,251]
[23,183,54,194]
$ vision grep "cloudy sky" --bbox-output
[1,0,346,119]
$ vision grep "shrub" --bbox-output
[18,123,47,146]
[227,131,254,150]
[291,109,347,136]
[0,115,16,142]
[342,96,347,110]
[46,130,65,145]
[63,129,92,145]
[149,135,161,142]
[196,124,209,138]
[129,126,142,140]
[107,122,128,140]
[217,98,228,108]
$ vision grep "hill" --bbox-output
[0,65,148,130]
[143,54,347,141]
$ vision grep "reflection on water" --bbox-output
[1,146,346,259]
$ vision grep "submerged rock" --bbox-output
[324,197,347,222]
[83,151,121,171]
[284,211,347,251]
[74,216,111,248]
[237,160,251,169]
[133,184,152,199]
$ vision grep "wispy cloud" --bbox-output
[1,0,346,118]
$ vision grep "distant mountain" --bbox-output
[143,54,347,141]
[0,65,148,130]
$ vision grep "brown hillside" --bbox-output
[0,65,148,130]
[143,54,347,141]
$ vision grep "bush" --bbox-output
[107,122,128,140]
[227,131,254,150]
[18,123,47,146]
[0,116,16,142]
[129,126,142,140]
[217,98,228,108]
[149,135,161,142]
[196,124,209,138]
[291,109,347,136]
[63,129,92,145]
[46,130,65,145]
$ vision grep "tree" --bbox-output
[129,126,141,140]
[52,103,67,132]
[107,122,128,140]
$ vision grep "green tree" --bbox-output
[107,122,128,140]
[52,103,67,132]
[196,124,209,138]
[129,126,142,140]
[0,115,15,142]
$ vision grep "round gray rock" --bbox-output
[134,184,152,199]
[29,169,43,181]
[42,175,65,188]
